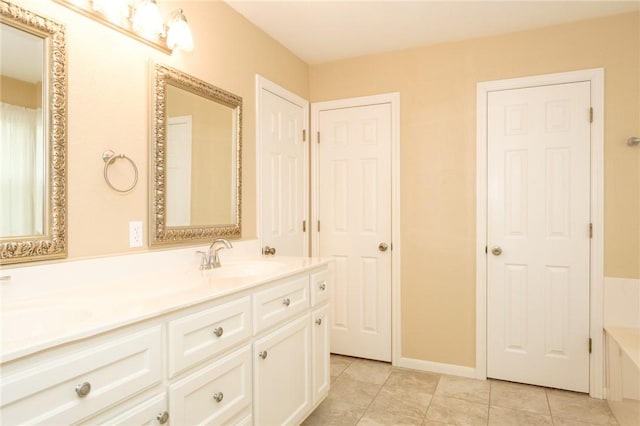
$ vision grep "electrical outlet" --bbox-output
[129,221,143,248]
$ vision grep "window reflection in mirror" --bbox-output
[0,23,46,238]
[166,84,236,227]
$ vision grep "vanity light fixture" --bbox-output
[52,0,194,54]
[92,0,129,25]
[165,9,193,52]
[132,0,164,40]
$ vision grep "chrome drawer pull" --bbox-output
[283,298,291,306]
[213,392,224,403]
[315,318,322,325]
[157,411,169,424]
[259,350,268,359]
[319,282,326,291]
[213,326,224,337]
[75,381,91,398]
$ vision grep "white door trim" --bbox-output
[311,93,401,365]
[255,75,309,256]
[475,68,605,398]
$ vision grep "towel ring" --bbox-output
[102,150,138,193]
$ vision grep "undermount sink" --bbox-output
[1,305,93,342]
[207,260,285,279]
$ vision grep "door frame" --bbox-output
[255,75,310,256]
[311,93,401,364]
[475,68,605,397]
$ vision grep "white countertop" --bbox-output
[605,326,640,370]
[1,249,330,364]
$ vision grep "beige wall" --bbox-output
[166,84,234,226]
[8,0,309,259]
[310,12,640,367]
[0,75,41,108]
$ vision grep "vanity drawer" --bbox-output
[169,345,252,426]
[168,296,251,378]
[96,393,167,425]
[310,268,330,306]
[253,274,309,333]
[0,326,162,426]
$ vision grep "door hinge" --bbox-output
[317,220,320,232]
[589,338,592,353]
[303,220,306,232]
[302,129,306,142]
[589,223,593,239]
[317,131,320,144]
[589,107,593,123]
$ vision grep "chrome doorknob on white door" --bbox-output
[378,242,388,252]
[263,246,276,255]
[491,246,503,256]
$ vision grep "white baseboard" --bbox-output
[394,356,476,378]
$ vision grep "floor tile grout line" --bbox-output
[352,360,393,425]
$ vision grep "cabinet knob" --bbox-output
[319,282,326,291]
[156,411,169,424]
[315,318,322,325]
[213,392,224,403]
[259,350,268,360]
[282,298,291,307]
[75,381,91,398]
[213,326,224,337]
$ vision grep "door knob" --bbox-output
[491,246,503,256]
[378,242,388,252]
[263,245,276,255]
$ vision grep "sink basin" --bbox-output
[207,260,285,279]
[1,305,93,342]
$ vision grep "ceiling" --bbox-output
[224,0,640,64]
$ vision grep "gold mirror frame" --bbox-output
[150,63,242,246]
[0,1,68,265]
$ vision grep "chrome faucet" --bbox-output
[201,238,232,269]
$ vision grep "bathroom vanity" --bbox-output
[0,253,331,425]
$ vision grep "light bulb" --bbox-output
[92,0,129,25]
[133,0,164,40]
[166,9,193,52]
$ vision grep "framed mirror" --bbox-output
[150,63,242,246]
[0,2,67,265]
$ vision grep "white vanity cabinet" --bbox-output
[0,262,330,426]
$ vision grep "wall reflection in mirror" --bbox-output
[150,63,241,246]
[0,23,45,238]
[0,2,67,265]
[165,84,236,227]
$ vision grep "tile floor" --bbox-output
[302,355,619,426]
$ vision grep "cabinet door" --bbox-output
[253,314,311,426]
[311,304,330,404]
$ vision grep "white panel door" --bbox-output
[487,82,591,392]
[318,103,392,362]
[167,115,192,226]
[260,87,307,256]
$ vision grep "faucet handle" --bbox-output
[196,251,209,270]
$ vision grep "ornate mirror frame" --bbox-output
[0,1,68,265]
[149,63,242,246]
